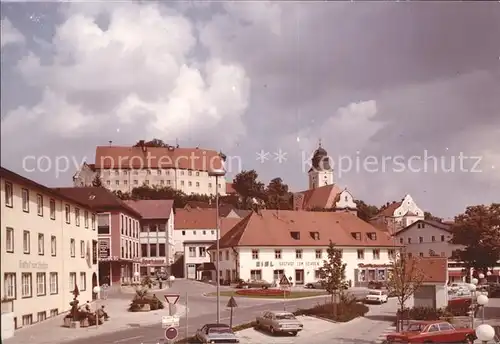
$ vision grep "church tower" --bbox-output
[308,140,334,189]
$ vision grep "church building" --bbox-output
[293,142,357,213]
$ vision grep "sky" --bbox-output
[1,1,499,219]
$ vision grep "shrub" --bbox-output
[295,294,369,322]
[235,288,290,297]
[397,306,454,321]
[141,276,153,288]
[128,289,164,312]
[447,298,472,316]
[368,281,384,290]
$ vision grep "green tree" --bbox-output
[265,177,292,210]
[232,170,265,209]
[354,200,379,221]
[450,203,500,273]
[424,211,443,222]
[133,138,170,148]
[386,254,426,330]
[92,174,104,187]
[319,241,348,317]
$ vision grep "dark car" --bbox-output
[305,281,323,289]
[236,280,271,289]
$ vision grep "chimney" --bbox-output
[108,140,112,147]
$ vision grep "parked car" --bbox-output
[489,283,500,298]
[195,323,239,343]
[305,281,324,289]
[255,311,303,336]
[365,289,388,304]
[368,281,384,289]
[385,320,475,344]
[236,280,272,289]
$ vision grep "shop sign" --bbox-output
[256,261,321,268]
[19,260,48,269]
[141,258,166,265]
[99,239,110,259]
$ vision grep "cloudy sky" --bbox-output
[1,2,499,218]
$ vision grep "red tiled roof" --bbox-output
[377,202,402,217]
[295,184,343,210]
[124,200,174,219]
[394,219,453,236]
[94,146,223,172]
[175,208,217,229]
[413,257,448,283]
[220,218,243,237]
[215,210,400,249]
[53,187,141,218]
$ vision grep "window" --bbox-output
[357,249,365,259]
[121,215,124,234]
[97,214,110,234]
[49,272,58,294]
[196,182,200,187]
[21,273,32,298]
[251,249,259,259]
[6,227,14,253]
[407,238,412,244]
[225,250,229,260]
[189,247,196,257]
[149,244,157,257]
[141,244,148,257]
[4,181,13,207]
[275,249,282,259]
[250,270,262,280]
[315,249,322,259]
[91,214,96,230]
[49,199,56,219]
[159,243,166,257]
[399,237,403,244]
[419,236,423,243]
[80,240,85,258]
[22,188,29,212]
[23,230,30,254]
[199,247,206,257]
[115,180,119,186]
[22,314,33,326]
[65,205,70,223]
[438,323,453,331]
[50,309,58,317]
[188,181,192,187]
[351,232,361,240]
[193,230,196,235]
[69,272,76,291]
[70,239,75,257]
[37,311,46,323]
[419,252,424,257]
[188,171,192,176]
[36,273,46,296]
[196,171,200,176]
[84,211,89,228]
[273,269,284,281]
[373,249,380,259]
[388,249,395,259]
[441,235,445,242]
[80,272,86,291]
[50,236,56,256]
[75,208,80,226]
[295,249,303,259]
[431,235,436,242]
[37,194,43,216]
[4,273,16,299]
[134,180,138,185]
[38,234,44,255]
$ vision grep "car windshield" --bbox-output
[369,291,381,295]
[209,327,232,334]
[276,313,295,320]
[406,324,425,332]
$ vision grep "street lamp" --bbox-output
[208,168,226,324]
[472,278,479,285]
[476,324,495,344]
[477,294,489,324]
[468,283,477,327]
[93,286,101,329]
[169,275,175,288]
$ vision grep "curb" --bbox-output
[374,325,396,344]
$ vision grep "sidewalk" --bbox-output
[4,298,187,344]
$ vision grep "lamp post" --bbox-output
[477,294,489,324]
[134,271,140,283]
[208,168,226,324]
[169,275,175,288]
[476,324,495,344]
[468,282,477,328]
[93,286,101,329]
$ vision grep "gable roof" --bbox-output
[53,187,141,218]
[0,167,94,210]
[413,257,448,283]
[295,184,343,210]
[377,201,402,217]
[214,210,399,249]
[175,208,217,229]
[94,146,223,172]
[124,199,174,219]
[394,219,453,236]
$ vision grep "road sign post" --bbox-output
[164,294,180,316]
[165,326,178,341]
[226,296,238,328]
[279,275,291,311]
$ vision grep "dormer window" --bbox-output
[310,231,320,240]
[351,232,361,240]
[367,232,377,240]
[291,231,300,240]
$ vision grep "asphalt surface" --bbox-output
[65,296,332,344]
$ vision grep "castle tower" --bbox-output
[308,140,334,189]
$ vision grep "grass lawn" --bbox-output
[205,290,328,299]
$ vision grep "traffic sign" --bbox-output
[164,294,180,304]
[279,275,291,286]
[162,315,180,328]
[226,296,238,308]
[165,327,178,340]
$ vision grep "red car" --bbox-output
[386,320,475,343]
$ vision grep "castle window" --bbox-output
[367,232,377,240]
[351,232,361,240]
[310,232,320,240]
[290,231,300,240]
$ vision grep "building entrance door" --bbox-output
[186,264,196,279]
[295,269,304,285]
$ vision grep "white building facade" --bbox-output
[0,168,99,332]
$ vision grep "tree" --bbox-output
[92,174,104,187]
[354,200,379,221]
[386,254,426,330]
[319,241,348,317]
[232,170,265,209]
[450,203,500,273]
[424,211,443,222]
[133,138,170,148]
[265,177,293,210]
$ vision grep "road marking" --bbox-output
[113,335,143,343]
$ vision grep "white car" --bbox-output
[365,290,388,304]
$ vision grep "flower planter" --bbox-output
[236,288,290,297]
[140,304,151,311]
[80,318,89,327]
[63,317,72,327]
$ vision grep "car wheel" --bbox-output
[270,327,276,336]
[464,334,475,344]
[255,321,260,328]
[291,331,298,336]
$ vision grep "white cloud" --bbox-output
[4,3,249,148]
[0,18,25,48]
